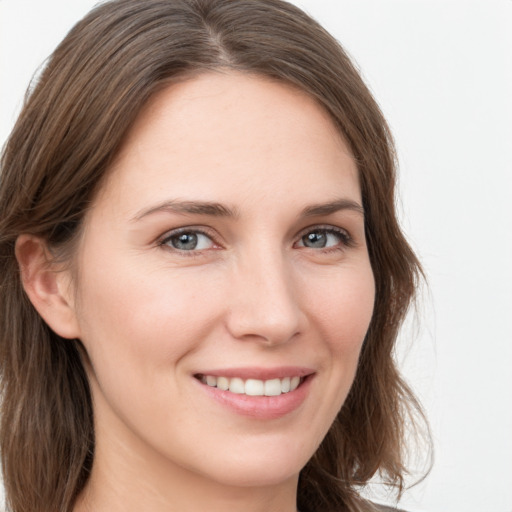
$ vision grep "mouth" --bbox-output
[193,367,314,418]
[195,374,304,397]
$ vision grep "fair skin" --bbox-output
[17,72,375,512]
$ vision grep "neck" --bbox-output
[75,455,299,512]
[74,390,299,512]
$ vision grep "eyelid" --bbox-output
[294,224,355,249]
[158,226,222,252]
[156,223,355,255]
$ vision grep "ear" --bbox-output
[15,234,81,339]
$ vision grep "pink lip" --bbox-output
[193,368,315,420]
[195,366,314,380]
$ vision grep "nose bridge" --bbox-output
[227,243,302,345]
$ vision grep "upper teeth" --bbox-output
[200,375,301,396]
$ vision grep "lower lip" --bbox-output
[196,376,313,420]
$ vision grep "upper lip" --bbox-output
[194,366,315,380]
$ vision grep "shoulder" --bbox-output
[370,504,409,512]
[301,501,410,512]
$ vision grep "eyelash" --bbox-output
[295,225,355,252]
[158,225,354,257]
[158,227,219,257]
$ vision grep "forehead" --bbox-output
[94,71,360,217]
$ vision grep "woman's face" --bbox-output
[70,72,375,491]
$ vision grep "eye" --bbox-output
[296,227,352,250]
[160,229,216,252]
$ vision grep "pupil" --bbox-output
[304,232,326,248]
[173,233,198,250]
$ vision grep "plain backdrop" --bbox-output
[1,1,511,511]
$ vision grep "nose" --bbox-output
[225,249,305,346]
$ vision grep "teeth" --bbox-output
[217,376,229,391]
[229,377,245,394]
[264,378,281,396]
[200,375,303,396]
[245,379,264,396]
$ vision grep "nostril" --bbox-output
[225,307,303,346]
[224,261,305,345]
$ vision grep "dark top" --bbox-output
[299,503,407,512]
[373,504,407,512]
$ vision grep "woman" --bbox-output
[0,1,428,511]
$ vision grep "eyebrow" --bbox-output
[300,199,364,217]
[131,200,240,222]
[131,197,364,222]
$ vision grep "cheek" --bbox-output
[310,263,375,347]
[75,257,225,379]
[73,262,226,444]
[308,262,375,406]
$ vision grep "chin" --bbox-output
[209,460,303,489]
[191,438,315,489]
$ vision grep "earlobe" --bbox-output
[15,234,81,340]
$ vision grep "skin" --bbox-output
[18,72,375,512]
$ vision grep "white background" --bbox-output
[1,1,511,511]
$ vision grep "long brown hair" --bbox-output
[0,1,429,511]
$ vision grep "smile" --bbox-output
[198,375,302,396]
[194,369,314,419]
